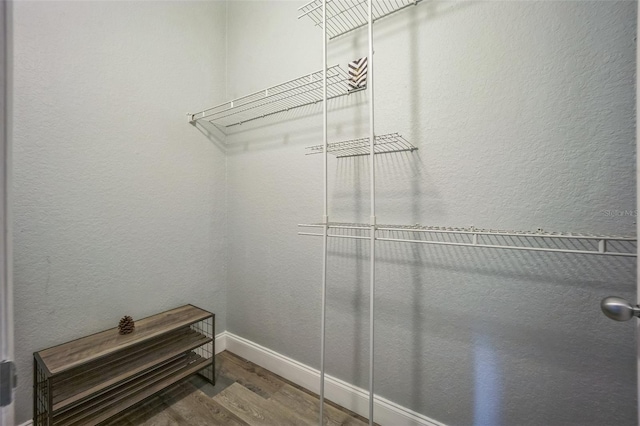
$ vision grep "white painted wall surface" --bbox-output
[11,1,227,423]
[0,0,14,424]
[8,0,637,424]
[226,1,637,425]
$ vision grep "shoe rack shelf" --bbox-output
[33,305,215,426]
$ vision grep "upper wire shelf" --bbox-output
[298,222,637,257]
[298,0,422,40]
[188,65,362,131]
[306,132,417,157]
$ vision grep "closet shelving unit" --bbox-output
[186,0,637,425]
[295,1,638,426]
[306,133,416,157]
[297,0,406,424]
[298,223,637,257]
[188,65,361,132]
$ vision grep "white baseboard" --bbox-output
[214,331,226,354]
[18,332,443,426]
[222,331,445,426]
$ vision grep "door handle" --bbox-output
[601,296,640,321]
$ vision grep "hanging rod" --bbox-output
[188,65,363,130]
[298,0,422,40]
[297,222,637,257]
[306,132,417,157]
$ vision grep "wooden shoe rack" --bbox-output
[33,304,215,425]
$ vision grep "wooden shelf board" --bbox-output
[54,353,210,426]
[52,329,211,412]
[53,354,196,423]
[51,327,193,385]
[37,304,211,375]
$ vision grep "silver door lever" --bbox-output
[601,296,640,321]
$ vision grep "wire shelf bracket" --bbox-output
[298,0,423,40]
[298,222,638,257]
[306,132,417,157]
[188,65,363,132]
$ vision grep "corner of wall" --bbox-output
[223,0,230,337]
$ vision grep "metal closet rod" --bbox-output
[298,223,637,257]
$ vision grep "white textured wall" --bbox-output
[11,1,227,423]
[226,1,637,425]
[9,1,637,425]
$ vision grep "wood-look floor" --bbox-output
[103,351,374,426]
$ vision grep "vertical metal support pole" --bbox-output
[367,0,375,425]
[47,373,52,425]
[319,1,328,425]
[32,359,37,426]
[211,315,216,386]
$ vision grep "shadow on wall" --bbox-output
[324,233,635,423]
[408,6,423,417]
[190,120,227,153]
[332,151,446,222]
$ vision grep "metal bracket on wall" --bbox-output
[0,360,16,407]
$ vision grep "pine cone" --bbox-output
[118,315,135,335]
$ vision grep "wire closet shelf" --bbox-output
[298,0,422,39]
[298,222,638,257]
[306,132,417,157]
[188,65,361,130]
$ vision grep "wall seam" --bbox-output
[223,0,230,335]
